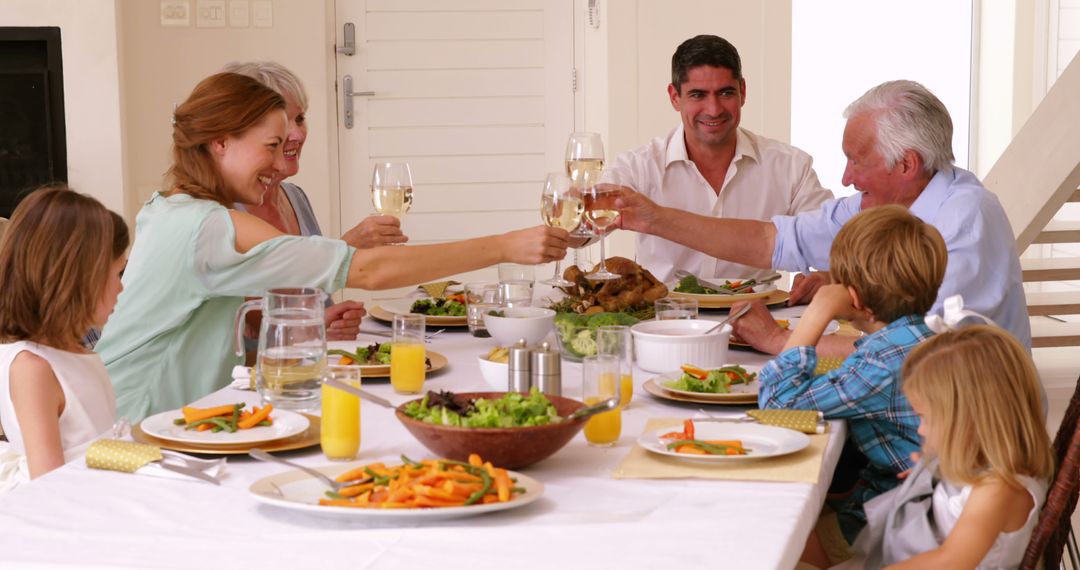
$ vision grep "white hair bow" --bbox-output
[924,295,997,334]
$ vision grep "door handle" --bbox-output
[336,22,355,56]
[341,75,375,129]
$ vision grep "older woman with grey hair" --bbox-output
[223,61,408,342]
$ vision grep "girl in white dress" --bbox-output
[0,186,129,489]
[852,325,1054,569]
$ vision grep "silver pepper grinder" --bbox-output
[507,338,532,392]
[530,341,562,396]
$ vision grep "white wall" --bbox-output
[791,0,974,196]
[1,0,125,215]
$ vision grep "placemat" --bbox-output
[612,417,829,484]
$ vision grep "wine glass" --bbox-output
[370,162,414,222]
[565,132,605,187]
[581,172,621,280]
[540,172,583,286]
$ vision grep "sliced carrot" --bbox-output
[237,403,273,429]
[675,444,708,455]
[495,468,512,502]
[195,422,214,432]
[181,404,239,424]
[680,364,709,380]
[467,454,483,467]
[338,483,374,498]
[338,355,355,365]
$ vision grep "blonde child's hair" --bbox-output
[0,185,129,348]
[829,205,947,323]
[902,325,1054,487]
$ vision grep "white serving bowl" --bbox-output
[630,319,731,373]
[477,354,508,390]
[482,307,555,347]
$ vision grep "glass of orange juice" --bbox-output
[321,365,361,461]
[582,354,621,447]
[390,314,426,394]
[596,325,633,408]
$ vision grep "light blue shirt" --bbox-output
[97,193,354,422]
[771,167,1031,349]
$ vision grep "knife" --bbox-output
[157,460,222,485]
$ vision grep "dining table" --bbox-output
[0,298,848,570]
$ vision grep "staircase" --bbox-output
[984,51,1080,348]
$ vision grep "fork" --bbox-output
[249,448,372,493]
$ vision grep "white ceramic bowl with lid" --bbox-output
[630,319,731,373]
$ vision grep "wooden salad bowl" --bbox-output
[395,392,587,469]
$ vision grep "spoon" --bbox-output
[567,396,619,422]
[705,302,753,334]
[249,448,372,492]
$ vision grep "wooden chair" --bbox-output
[1022,375,1080,570]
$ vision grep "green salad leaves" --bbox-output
[402,388,563,428]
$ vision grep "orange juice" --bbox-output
[321,380,360,460]
[390,343,426,394]
[599,373,634,408]
[583,396,621,446]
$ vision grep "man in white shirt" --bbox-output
[610,35,833,283]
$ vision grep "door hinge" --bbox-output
[572,68,579,92]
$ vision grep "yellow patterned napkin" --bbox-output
[612,418,829,484]
[86,439,162,473]
[419,280,460,299]
[747,409,825,434]
[813,356,845,375]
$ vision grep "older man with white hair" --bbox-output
[614,80,1030,356]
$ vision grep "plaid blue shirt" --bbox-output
[759,315,933,498]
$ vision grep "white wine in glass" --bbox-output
[565,132,607,274]
[540,172,582,287]
[582,182,621,280]
[371,162,414,220]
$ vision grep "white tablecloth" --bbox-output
[0,305,845,570]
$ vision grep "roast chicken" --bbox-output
[558,257,669,314]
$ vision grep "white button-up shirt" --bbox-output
[610,126,834,283]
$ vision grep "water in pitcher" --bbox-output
[257,309,326,411]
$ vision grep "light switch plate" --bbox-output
[160,0,191,27]
[196,0,226,28]
[229,0,250,28]
[252,0,273,28]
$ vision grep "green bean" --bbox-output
[464,470,493,505]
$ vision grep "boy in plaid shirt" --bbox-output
[758,205,947,554]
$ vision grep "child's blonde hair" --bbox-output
[0,185,129,348]
[902,325,1053,487]
[829,205,947,322]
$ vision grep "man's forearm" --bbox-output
[650,207,776,268]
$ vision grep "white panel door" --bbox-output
[333,0,574,300]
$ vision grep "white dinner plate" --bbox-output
[655,366,761,402]
[638,422,810,462]
[788,317,841,336]
[249,462,545,521]
[666,277,777,300]
[374,299,468,326]
[140,408,310,446]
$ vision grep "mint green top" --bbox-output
[96,193,354,422]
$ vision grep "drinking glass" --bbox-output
[540,172,582,287]
[321,365,361,461]
[655,297,699,320]
[582,178,621,280]
[565,132,605,184]
[371,162,414,223]
[464,281,498,338]
[581,354,621,447]
[390,314,426,394]
[497,263,535,307]
[234,288,327,412]
[596,326,633,408]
